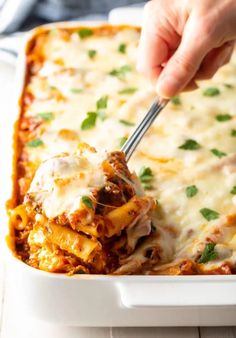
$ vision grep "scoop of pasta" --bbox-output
[11,143,158,274]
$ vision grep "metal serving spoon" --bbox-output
[121,97,169,161]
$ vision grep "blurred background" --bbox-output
[0,0,146,61]
[0,0,146,33]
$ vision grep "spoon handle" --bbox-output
[121,97,169,161]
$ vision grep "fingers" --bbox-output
[137,24,166,81]
[138,0,236,99]
[155,17,215,98]
[137,1,180,82]
[195,41,235,80]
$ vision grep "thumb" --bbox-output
[156,20,213,98]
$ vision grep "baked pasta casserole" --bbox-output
[8,24,236,275]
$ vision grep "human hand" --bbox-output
[137,0,236,98]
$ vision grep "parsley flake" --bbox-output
[139,167,154,190]
[179,139,201,150]
[198,243,217,264]
[200,208,220,221]
[50,86,57,90]
[27,138,44,148]
[118,43,127,54]
[109,65,132,80]
[203,87,220,97]
[78,28,93,39]
[230,186,236,195]
[37,112,54,122]
[231,129,236,137]
[142,183,153,190]
[210,148,227,158]
[96,96,108,110]
[186,185,198,198]
[81,196,93,209]
[119,119,135,126]
[118,136,128,148]
[81,112,97,130]
[215,114,232,122]
[70,88,83,94]
[224,83,234,89]
[118,87,138,95]
[88,49,97,59]
[171,96,181,105]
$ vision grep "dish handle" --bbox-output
[116,278,236,308]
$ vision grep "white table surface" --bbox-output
[0,30,235,338]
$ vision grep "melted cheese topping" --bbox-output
[19,25,236,273]
[26,148,106,219]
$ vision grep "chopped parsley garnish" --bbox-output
[27,138,44,148]
[81,97,108,130]
[50,86,57,90]
[179,139,201,150]
[231,129,236,137]
[118,87,138,95]
[230,186,236,195]
[96,96,108,110]
[70,88,83,94]
[81,112,97,130]
[37,112,54,122]
[203,87,220,97]
[139,167,153,182]
[88,49,97,59]
[224,83,234,89]
[81,196,93,209]
[200,208,220,221]
[77,28,93,39]
[109,65,132,80]
[118,136,128,148]
[142,183,153,190]
[171,96,181,105]
[96,96,108,120]
[215,114,232,122]
[118,43,127,54]
[210,148,227,158]
[139,166,154,190]
[198,243,217,264]
[185,185,198,198]
[119,119,135,126]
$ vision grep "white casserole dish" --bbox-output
[2,22,236,327]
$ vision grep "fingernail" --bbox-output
[156,75,180,98]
